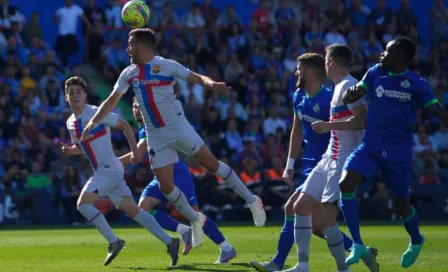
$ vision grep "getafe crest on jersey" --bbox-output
[400,79,410,88]
[313,103,320,113]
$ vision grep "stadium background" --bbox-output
[1,0,448,226]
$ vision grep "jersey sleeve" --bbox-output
[166,59,191,79]
[113,67,131,94]
[417,78,439,108]
[292,89,303,114]
[358,64,380,93]
[99,112,120,127]
[138,127,147,141]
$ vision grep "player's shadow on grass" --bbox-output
[112,266,150,271]
[167,263,252,271]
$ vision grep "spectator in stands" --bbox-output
[159,2,180,29]
[304,21,324,48]
[217,4,243,28]
[302,0,321,28]
[200,0,219,27]
[0,0,21,29]
[239,157,263,196]
[226,119,243,154]
[263,106,286,137]
[183,2,205,29]
[368,0,394,36]
[54,0,91,66]
[58,164,83,225]
[429,0,448,46]
[349,0,370,29]
[324,24,347,46]
[396,0,417,35]
[265,156,289,206]
[105,0,123,29]
[324,0,350,34]
[275,0,296,41]
[224,53,244,85]
[433,125,448,151]
[252,0,271,34]
[103,37,128,80]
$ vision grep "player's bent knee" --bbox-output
[284,192,300,215]
[138,197,160,212]
[153,164,175,194]
[293,193,315,216]
[339,170,364,193]
[76,191,99,209]
[393,197,411,217]
[119,196,140,218]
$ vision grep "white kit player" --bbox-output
[80,28,266,248]
[282,44,378,272]
[62,77,182,267]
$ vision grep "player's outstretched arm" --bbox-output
[81,91,123,141]
[312,104,367,133]
[115,118,141,164]
[186,72,231,92]
[283,114,303,185]
[60,142,84,156]
[342,85,366,105]
[120,138,148,166]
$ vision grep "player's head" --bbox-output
[132,97,143,124]
[380,36,416,70]
[65,76,87,110]
[127,28,156,64]
[325,43,352,78]
[295,53,326,88]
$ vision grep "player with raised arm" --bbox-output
[80,28,266,248]
[120,98,237,264]
[340,36,448,268]
[251,53,354,272]
[280,45,378,272]
[62,77,180,267]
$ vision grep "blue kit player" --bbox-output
[250,53,355,272]
[120,98,237,264]
[340,36,448,268]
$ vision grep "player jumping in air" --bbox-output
[119,98,237,264]
[340,36,448,268]
[280,45,378,272]
[62,77,180,266]
[80,28,266,248]
[251,53,355,272]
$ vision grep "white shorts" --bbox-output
[147,119,204,169]
[302,153,348,204]
[82,166,132,208]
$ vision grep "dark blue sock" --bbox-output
[150,210,179,232]
[340,193,363,245]
[272,215,295,269]
[402,206,423,245]
[203,216,226,245]
[341,231,354,251]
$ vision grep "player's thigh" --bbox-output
[192,145,220,173]
[322,156,345,204]
[381,156,412,199]
[299,158,328,210]
[138,196,163,212]
[78,169,123,207]
[341,146,378,192]
[139,181,166,211]
[110,180,134,212]
[151,148,178,194]
[284,190,301,215]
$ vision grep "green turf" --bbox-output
[0,225,446,271]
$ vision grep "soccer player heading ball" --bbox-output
[80,28,266,248]
[340,36,448,268]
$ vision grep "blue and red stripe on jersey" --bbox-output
[330,104,353,120]
[136,64,174,128]
[74,119,107,170]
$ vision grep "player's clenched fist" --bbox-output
[282,169,294,186]
[312,121,330,134]
[60,142,81,156]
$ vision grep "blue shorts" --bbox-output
[344,143,412,198]
[295,159,318,192]
[140,162,198,207]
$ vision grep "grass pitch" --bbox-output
[0,224,447,271]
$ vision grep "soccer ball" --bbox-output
[121,0,150,28]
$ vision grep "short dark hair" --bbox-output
[325,43,352,68]
[394,36,416,62]
[129,28,156,49]
[65,76,87,93]
[297,53,326,78]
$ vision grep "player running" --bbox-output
[119,98,237,264]
[251,53,354,272]
[340,36,448,268]
[61,77,180,266]
[280,45,378,272]
[81,28,265,248]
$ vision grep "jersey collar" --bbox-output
[388,69,409,76]
[306,85,324,99]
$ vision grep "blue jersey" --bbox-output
[293,86,332,162]
[359,64,439,151]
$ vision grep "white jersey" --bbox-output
[67,105,121,171]
[113,56,191,131]
[326,74,365,159]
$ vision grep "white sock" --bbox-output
[165,186,199,222]
[218,241,233,252]
[176,223,190,235]
[215,161,256,204]
[78,204,118,244]
[134,209,172,245]
[298,262,309,272]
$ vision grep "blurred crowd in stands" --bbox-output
[1,0,448,224]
